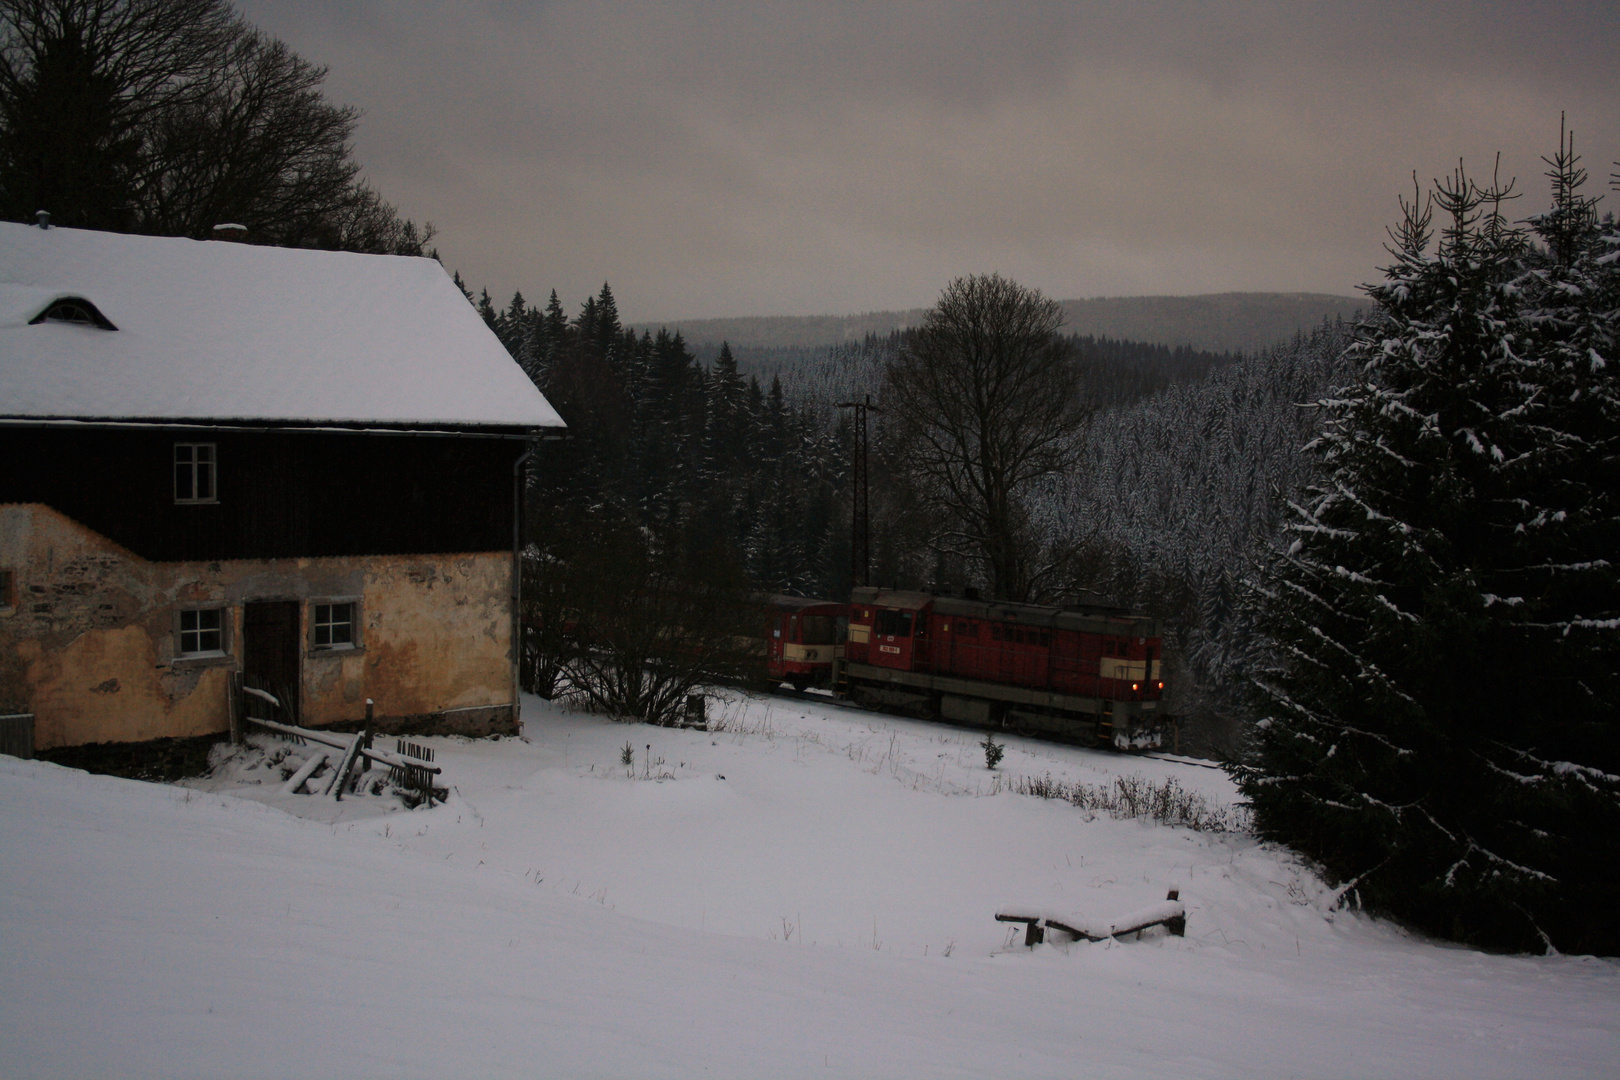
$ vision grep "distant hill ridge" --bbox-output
[637,291,1363,355]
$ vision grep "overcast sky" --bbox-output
[236,1,1619,322]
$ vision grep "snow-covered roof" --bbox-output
[0,221,563,433]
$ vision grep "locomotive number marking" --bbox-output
[879,645,901,654]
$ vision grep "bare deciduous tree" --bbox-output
[884,273,1086,601]
[0,0,427,252]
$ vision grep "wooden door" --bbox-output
[243,600,300,723]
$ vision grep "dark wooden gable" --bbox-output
[1,426,519,561]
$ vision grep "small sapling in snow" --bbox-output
[620,741,635,769]
[981,732,1004,769]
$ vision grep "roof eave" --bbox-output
[0,415,567,440]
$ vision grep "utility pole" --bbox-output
[836,394,880,590]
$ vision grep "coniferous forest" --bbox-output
[472,276,1268,614]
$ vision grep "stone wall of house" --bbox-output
[0,504,516,749]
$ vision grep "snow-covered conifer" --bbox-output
[1235,155,1620,954]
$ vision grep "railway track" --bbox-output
[755,683,1223,768]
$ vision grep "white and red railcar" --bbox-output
[764,595,847,691]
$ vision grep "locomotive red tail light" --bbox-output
[1157,681,1164,690]
[1132,682,1140,691]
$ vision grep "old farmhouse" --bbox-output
[0,220,563,751]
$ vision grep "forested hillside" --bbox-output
[475,275,1353,749]
[644,291,1359,357]
[1052,322,1355,732]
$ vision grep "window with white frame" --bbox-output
[178,608,225,656]
[313,601,356,648]
[174,443,217,503]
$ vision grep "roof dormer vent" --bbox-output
[29,295,117,330]
[211,223,247,242]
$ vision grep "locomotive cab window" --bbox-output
[876,610,913,638]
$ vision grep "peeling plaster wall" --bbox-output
[0,504,514,749]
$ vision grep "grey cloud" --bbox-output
[236,1,1619,320]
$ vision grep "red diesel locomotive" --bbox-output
[837,587,1166,749]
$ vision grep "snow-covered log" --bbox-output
[279,749,329,795]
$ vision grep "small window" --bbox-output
[0,568,14,611]
[178,608,224,655]
[174,443,217,504]
[313,602,356,648]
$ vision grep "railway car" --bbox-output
[764,595,847,691]
[837,587,1165,749]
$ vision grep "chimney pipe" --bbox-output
[35,210,49,229]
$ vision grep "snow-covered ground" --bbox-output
[2,692,1615,1079]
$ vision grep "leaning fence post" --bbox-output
[228,670,243,746]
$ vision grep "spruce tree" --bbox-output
[539,290,570,365]
[1234,157,1620,953]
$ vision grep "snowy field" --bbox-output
[2,692,1616,1079]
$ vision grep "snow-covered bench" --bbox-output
[996,890,1186,946]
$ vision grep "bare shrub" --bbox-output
[527,510,757,726]
[1011,771,1248,833]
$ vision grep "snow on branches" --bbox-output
[1233,137,1620,955]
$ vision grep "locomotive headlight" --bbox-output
[1157,681,1164,690]
[1132,682,1140,691]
